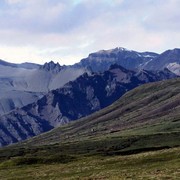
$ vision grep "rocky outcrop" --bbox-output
[39,61,64,73]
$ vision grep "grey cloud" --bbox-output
[0,0,116,34]
[140,0,180,31]
[0,0,179,65]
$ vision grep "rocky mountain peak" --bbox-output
[93,47,129,55]
[40,61,63,73]
[117,47,127,51]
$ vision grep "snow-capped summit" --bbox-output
[74,47,159,72]
[97,47,129,54]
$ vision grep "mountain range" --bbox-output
[0,64,178,147]
[18,78,180,149]
[0,47,179,147]
[0,47,179,116]
[0,60,87,115]
[74,47,180,75]
[0,78,179,179]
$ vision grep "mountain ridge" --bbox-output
[0,65,178,147]
[8,78,180,151]
[0,59,41,69]
[73,47,180,75]
[0,47,180,147]
[74,47,159,72]
[0,62,87,115]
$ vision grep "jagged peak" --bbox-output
[40,61,63,73]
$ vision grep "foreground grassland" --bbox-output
[0,147,179,179]
[0,79,179,179]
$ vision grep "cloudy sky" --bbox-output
[0,0,179,65]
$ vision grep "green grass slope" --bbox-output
[0,78,180,179]
[19,78,180,150]
[0,148,179,179]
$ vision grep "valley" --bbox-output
[1,1,179,179]
[0,47,179,179]
[0,78,179,179]
[0,63,178,147]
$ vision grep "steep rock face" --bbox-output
[74,47,159,72]
[39,61,64,73]
[18,78,180,148]
[0,65,178,147]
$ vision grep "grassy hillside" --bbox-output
[0,78,179,179]
[19,78,180,149]
[0,148,179,179]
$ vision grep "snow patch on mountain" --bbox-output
[97,47,130,54]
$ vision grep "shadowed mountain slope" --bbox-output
[0,65,178,147]
[16,78,180,151]
[0,78,179,180]
[0,47,180,116]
